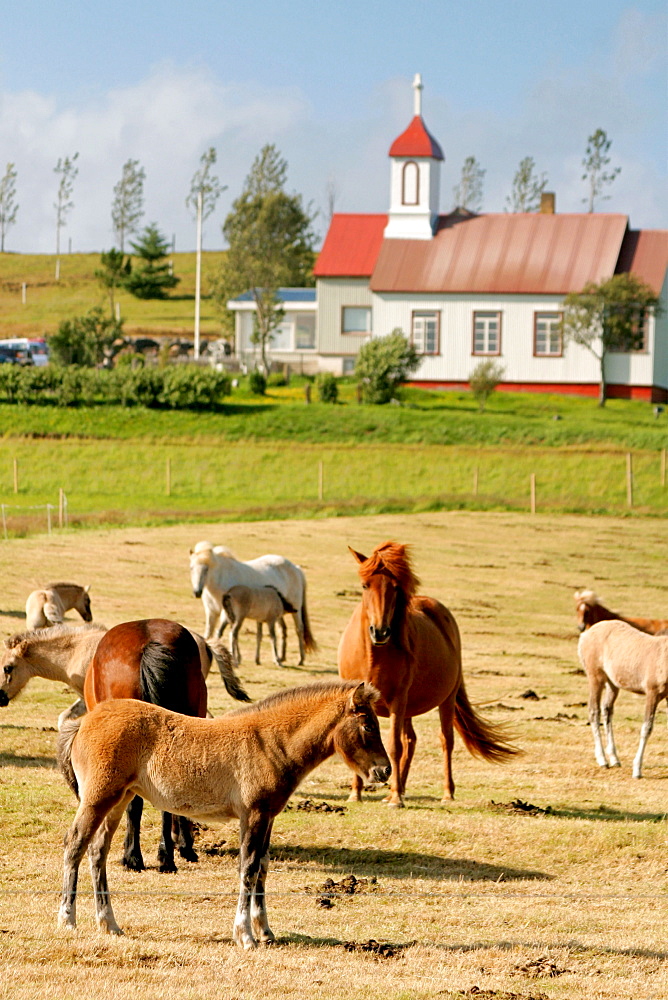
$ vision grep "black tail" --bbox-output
[205,639,251,703]
[139,633,197,716]
[57,717,83,799]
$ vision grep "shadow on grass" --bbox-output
[0,609,25,619]
[543,804,667,823]
[0,751,56,768]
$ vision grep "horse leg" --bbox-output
[59,802,107,931]
[250,819,275,945]
[89,796,133,935]
[398,718,417,795]
[267,621,282,667]
[57,697,87,731]
[174,816,198,863]
[292,610,306,666]
[632,690,661,779]
[438,696,456,801]
[233,812,272,949]
[384,707,407,807]
[278,618,287,663]
[588,680,609,768]
[601,682,621,767]
[347,773,364,802]
[255,623,263,665]
[122,795,145,871]
[230,617,243,665]
[157,811,178,873]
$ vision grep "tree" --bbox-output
[48,307,123,367]
[186,147,225,227]
[0,162,18,252]
[453,156,485,212]
[54,153,79,255]
[112,159,145,251]
[214,144,316,370]
[562,273,659,406]
[505,156,547,213]
[469,359,505,412]
[124,224,180,299]
[95,249,131,318]
[355,329,420,404]
[582,128,621,213]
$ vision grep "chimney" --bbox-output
[540,192,556,214]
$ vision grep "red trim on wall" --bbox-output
[408,380,668,403]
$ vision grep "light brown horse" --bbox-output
[578,619,668,778]
[57,680,390,948]
[574,589,668,635]
[25,582,92,630]
[338,541,518,807]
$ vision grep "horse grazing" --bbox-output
[189,541,317,664]
[57,680,390,948]
[25,582,92,630]
[574,589,668,635]
[223,584,290,667]
[338,541,519,807]
[578,619,668,778]
[0,620,250,872]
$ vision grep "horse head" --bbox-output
[350,541,419,648]
[0,637,32,707]
[333,682,391,784]
[574,589,597,632]
[79,586,93,622]
[190,542,215,598]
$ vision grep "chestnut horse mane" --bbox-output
[357,541,421,599]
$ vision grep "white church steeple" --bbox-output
[384,74,443,240]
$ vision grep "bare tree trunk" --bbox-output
[598,351,607,407]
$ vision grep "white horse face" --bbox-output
[0,645,30,707]
[190,558,209,599]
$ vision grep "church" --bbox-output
[229,76,668,401]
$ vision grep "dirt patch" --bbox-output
[456,990,550,1000]
[286,798,347,814]
[490,799,553,817]
[517,689,541,700]
[342,938,413,959]
[513,956,570,978]
[306,874,378,907]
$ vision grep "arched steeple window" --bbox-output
[401,161,419,206]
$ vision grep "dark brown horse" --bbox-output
[574,590,668,635]
[338,541,518,807]
[84,619,209,873]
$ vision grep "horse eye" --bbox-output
[4,666,12,676]
[361,583,369,590]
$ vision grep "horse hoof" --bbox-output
[179,847,199,863]
[384,798,404,809]
[158,860,178,874]
[123,856,145,872]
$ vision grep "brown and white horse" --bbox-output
[57,681,390,948]
[574,589,668,635]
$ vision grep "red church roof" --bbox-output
[313,214,387,278]
[388,115,444,160]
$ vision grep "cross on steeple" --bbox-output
[413,73,423,117]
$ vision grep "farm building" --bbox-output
[229,75,668,401]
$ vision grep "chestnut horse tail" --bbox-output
[301,582,318,654]
[205,638,251,703]
[454,680,520,763]
[57,717,83,799]
[139,637,196,715]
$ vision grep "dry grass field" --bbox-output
[0,511,666,1000]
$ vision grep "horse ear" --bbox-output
[349,682,368,712]
[348,546,367,565]
[84,584,91,594]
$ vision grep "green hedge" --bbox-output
[0,364,232,410]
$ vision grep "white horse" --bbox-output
[578,619,668,778]
[189,541,317,664]
[0,622,249,729]
[222,584,289,667]
[25,582,92,630]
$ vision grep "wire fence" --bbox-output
[0,492,68,539]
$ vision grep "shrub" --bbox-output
[315,371,338,403]
[469,360,505,412]
[160,366,231,409]
[48,308,123,367]
[248,369,267,395]
[355,329,420,404]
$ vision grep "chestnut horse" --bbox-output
[84,619,209,874]
[338,541,518,807]
[57,681,390,948]
[574,589,668,635]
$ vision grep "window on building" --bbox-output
[342,357,356,375]
[341,306,372,335]
[534,312,562,356]
[473,311,501,355]
[411,311,440,355]
[402,161,419,205]
[295,315,316,350]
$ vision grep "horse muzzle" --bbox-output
[193,588,203,599]
[368,625,391,646]
[0,690,9,707]
[370,763,391,784]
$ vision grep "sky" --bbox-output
[0,0,666,254]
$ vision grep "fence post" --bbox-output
[46,504,52,535]
[530,473,536,514]
[166,458,171,497]
[13,458,18,494]
[59,488,64,528]
[626,453,633,508]
[318,460,324,501]
[661,448,666,488]
[473,467,479,496]
[1,504,6,540]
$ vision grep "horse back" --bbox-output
[579,620,668,695]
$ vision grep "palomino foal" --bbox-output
[25,582,92,630]
[57,681,390,948]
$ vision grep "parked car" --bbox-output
[0,345,33,365]
[28,339,49,367]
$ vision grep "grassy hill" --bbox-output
[0,250,226,339]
